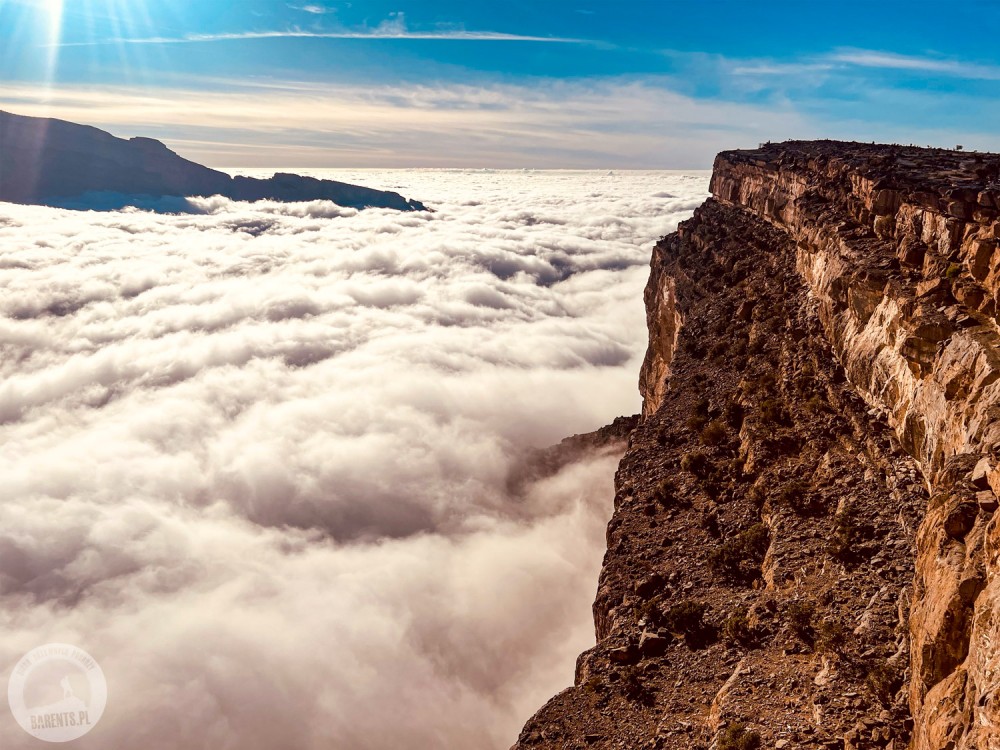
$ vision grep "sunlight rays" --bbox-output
[41,0,64,85]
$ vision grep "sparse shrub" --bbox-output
[700,420,728,446]
[702,510,720,537]
[722,610,756,648]
[581,676,604,695]
[817,619,850,655]
[681,451,710,477]
[740,523,770,559]
[621,666,653,704]
[724,399,745,429]
[652,478,676,507]
[805,395,832,414]
[865,658,904,706]
[946,262,962,280]
[683,338,706,359]
[692,397,710,416]
[829,503,859,559]
[759,398,786,424]
[665,600,707,635]
[637,594,664,625]
[665,599,715,649]
[785,599,816,643]
[718,723,762,750]
[743,371,776,395]
[710,340,729,360]
[710,523,770,582]
[687,413,709,431]
[773,480,822,515]
[709,543,743,579]
[774,481,806,509]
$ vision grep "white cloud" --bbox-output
[0,171,709,749]
[55,12,584,46]
[722,47,1000,82]
[828,48,1000,79]
[288,3,338,14]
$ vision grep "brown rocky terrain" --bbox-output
[512,141,1000,749]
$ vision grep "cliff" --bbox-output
[514,141,1000,749]
[0,110,425,211]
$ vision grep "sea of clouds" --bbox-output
[0,169,708,749]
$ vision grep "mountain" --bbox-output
[514,141,1000,749]
[0,110,425,211]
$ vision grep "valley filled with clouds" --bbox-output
[0,170,707,749]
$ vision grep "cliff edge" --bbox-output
[514,141,1000,749]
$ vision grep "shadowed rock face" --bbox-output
[0,110,425,211]
[513,141,1000,749]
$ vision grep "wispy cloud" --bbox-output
[726,48,1000,81]
[54,13,585,46]
[126,29,580,43]
[828,49,1000,80]
[729,62,834,76]
[288,3,339,13]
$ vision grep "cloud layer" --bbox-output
[0,80,809,168]
[0,170,708,749]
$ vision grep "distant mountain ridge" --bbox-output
[0,110,425,211]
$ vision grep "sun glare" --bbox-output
[41,0,64,85]
[42,0,63,37]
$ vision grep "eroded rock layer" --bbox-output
[513,141,1000,750]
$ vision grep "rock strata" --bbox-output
[514,140,1000,749]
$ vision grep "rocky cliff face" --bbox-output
[513,141,1000,750]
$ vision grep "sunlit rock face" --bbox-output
[513,142,1000,750]
[712,142,1000,748]
[0,110,424,210]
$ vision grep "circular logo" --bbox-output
[8,643,107,743]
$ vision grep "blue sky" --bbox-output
[2,0,999,167]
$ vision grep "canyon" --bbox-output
[514,141,1000,749]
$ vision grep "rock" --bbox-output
[635,573,664,599]
[977,490,999,513]
[972,457,993,489]
[639,631,670,658]
[736,299,756,321]
[943,501,978,540]
[608,645,639,664]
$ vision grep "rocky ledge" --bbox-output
[514,141,1000,750]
